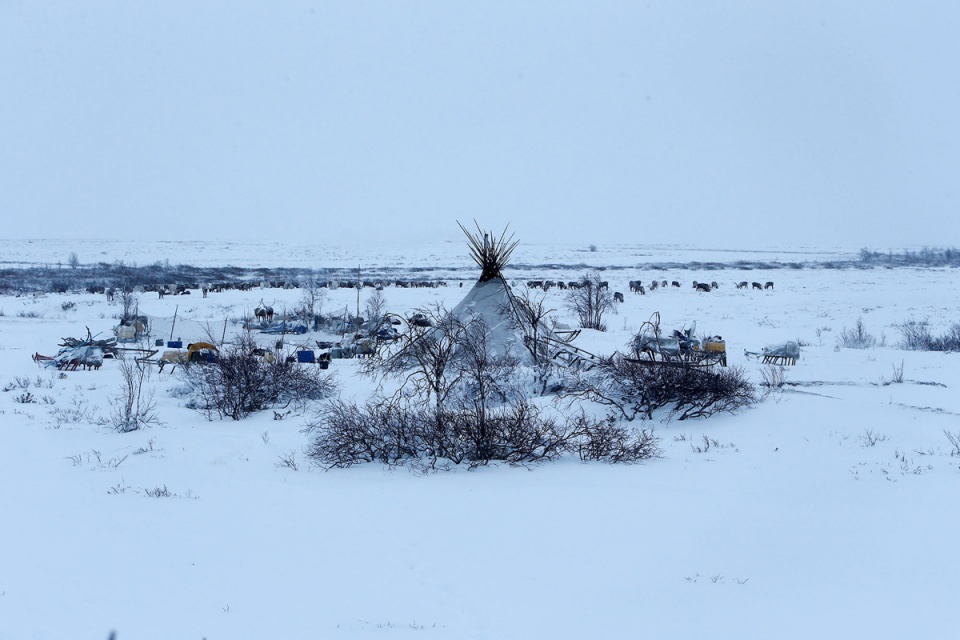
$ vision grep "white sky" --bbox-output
[2,1,958,251]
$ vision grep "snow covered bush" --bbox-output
[111,355,158,432]
[571,412,661,463]
[182,332,336,421]
[837,317,881,349]
[304,395,660,470]
[565,273,613,331]
[897,319,960,351]
[565,355,757,422]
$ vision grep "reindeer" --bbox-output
[254,301,275,323]
[765,281,774,290]
[694,282,711,292]
[736,281,748,289]
[671,281,681,288]
[613,291,624,303]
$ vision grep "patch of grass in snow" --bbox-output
[858,428,889,447]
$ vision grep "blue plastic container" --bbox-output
[296,350,316,363]
[167,340,183,348]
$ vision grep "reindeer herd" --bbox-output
[625,279,775,298]
[527,278,775,302]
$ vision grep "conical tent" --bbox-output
[450,222,531,359]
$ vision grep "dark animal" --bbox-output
[736,281,748,289]
[711,281,719,290]
[254,304,274,323]
[752,282,763,290]
[694,282,711,292]
[649,280,659,291]
[671,281,681,288]
[765,281,774,290]
[613,291,624,303]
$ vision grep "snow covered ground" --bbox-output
[1,240,958,639]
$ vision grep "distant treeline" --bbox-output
[858,247,960,266]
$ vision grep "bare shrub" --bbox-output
[276,450,300,471]
[565,273,613,331]
[565,355,757,422]
[304,397,660,470]
[110,356,158,432]
[837,317,877,349]
[572,413,661,463]
[858,428,889,447]
[690,434,719,453]
[361,304,470,417]
[304,395,562,469]
[945,430,960,457]
[364,289,388,332]
[889,360,905,384]
[898,320,934,350]
[897,320,960,351]
[182,332,336,421]
[509,286,555,367]
[759,364,787,392]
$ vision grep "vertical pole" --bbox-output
[169,305,178,341]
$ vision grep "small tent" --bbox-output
[448,222,534,360]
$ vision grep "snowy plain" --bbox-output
[1,239,959,640]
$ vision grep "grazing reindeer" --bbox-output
[694,282,711,292]
[736,281,748,289]
[613,291,624,303]
[765,281,774,290]
[671,281,681,288]
[711,281,719,290]
[752,282,763,290]
[649,280,659,291]
[255,301,275,323]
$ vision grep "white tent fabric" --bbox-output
[448,278,529,360]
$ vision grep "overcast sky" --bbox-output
[2,1,958,251]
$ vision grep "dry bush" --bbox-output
[566,355,757,422]
[111,356,158,432]
[759,364,787,394]
[945,430,960,457]
[897,320,960,351]
[565,273,613,331]
[572,413,661,463]
[183,332,335,421]
[837,317,878,349]
[304,396,660,470]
